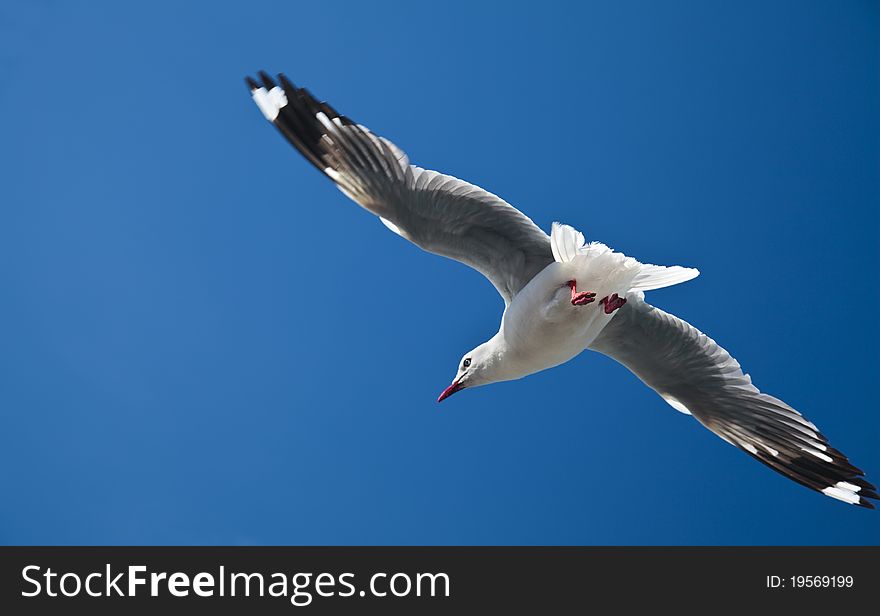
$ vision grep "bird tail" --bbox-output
[551,222,699,292]
[630,263,700,291]
[550,222,586,262]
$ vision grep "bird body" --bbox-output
[246,71,877,508]
[489,223,697,385]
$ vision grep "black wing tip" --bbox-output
[739,444,879,510]
[857,481,880,508]
[244,70,335,178]
[244,71,340,118]
[278,72,296,92]
[244,71,373,182]
[854,482,879,509]
[258,70,276,89]
[245,71,281,92]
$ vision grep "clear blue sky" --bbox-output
[1,1,877,545]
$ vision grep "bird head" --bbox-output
[437,341,499,402]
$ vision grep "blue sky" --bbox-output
[1,1,877,545]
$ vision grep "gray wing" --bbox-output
[589,294,878,508]
[246,72,553,304]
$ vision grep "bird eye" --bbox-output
[463,358,471,368]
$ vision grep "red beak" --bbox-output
[437,379,464,402]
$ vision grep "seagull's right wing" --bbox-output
[589,294,879,508]
[246,72,554,304]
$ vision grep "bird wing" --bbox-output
[588,294,878,508]
[246,72,554,304]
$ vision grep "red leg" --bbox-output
[567,280,596,306]
[599,293,627,314]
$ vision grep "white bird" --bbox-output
[246,72,877,508]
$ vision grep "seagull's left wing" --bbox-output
[246,72,554,304]
[589,294,879,508]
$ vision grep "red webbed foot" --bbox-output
[567,280,597,306]
[599,293,627,314]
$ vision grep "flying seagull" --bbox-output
[245,71,877,509]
